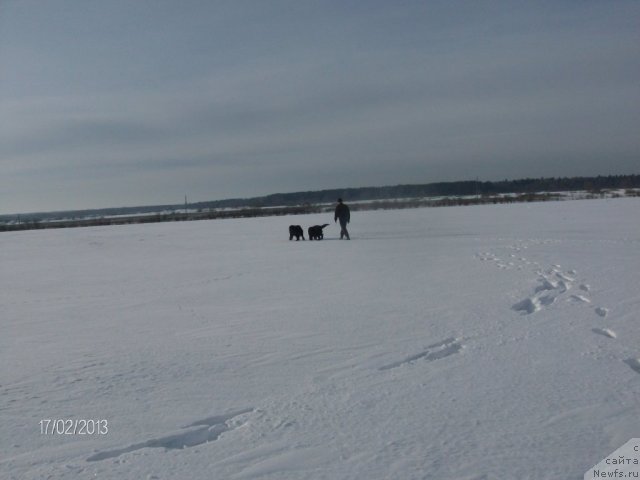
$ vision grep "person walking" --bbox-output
[334,198,351,240]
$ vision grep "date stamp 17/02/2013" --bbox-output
[39,419,108,436]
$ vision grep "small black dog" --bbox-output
[289,225,305,240]
[308,224,329,240]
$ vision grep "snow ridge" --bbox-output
[87,409,253,462]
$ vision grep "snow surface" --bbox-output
[1,198,639,480]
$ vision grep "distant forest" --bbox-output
[2,174,639,226]
[199,174,640,209]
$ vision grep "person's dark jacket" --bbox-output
[334,203,350,223]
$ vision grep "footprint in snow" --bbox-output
[87,408,253,462]
[624,358,640,375]
[516,273,572,315]
[595,307,609,318]
[379,338,463,371]
[556,272,575,283]
[592,328,617,339]
[570,295,591,304]
[535,277,558,293]
[538,294,557,307]
[512,297,541,315]
[557,280,571,293]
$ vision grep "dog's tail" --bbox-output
[320,223,329,229]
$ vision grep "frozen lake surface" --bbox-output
[2,198,639,479]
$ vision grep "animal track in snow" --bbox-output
[579,284,590,292]
[379,338,463,371]
[87,408,253,462]
[476,249,537,272]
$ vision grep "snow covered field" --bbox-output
[2,198,639,479]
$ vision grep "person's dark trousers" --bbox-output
[339,219,350,240]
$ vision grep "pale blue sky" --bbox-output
[1,0,638,214]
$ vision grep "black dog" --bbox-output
[308,224,329,240]
[289,225,305,240]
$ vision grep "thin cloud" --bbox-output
[0,1,638,213]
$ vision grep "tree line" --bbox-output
[1,174,638,231]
